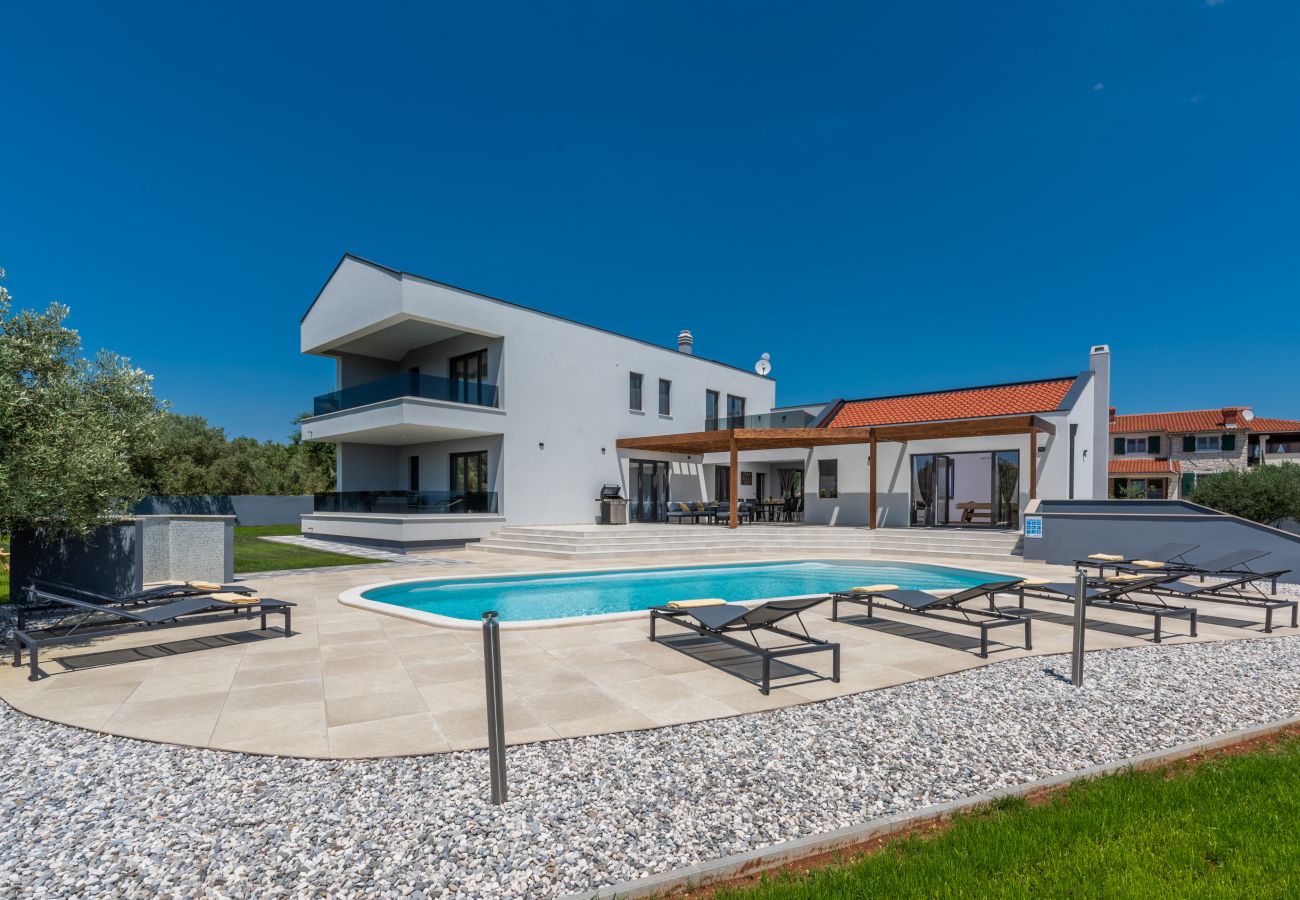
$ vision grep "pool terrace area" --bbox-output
[1,546,1288,759]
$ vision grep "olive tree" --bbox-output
[1187,463,1300,528]
[0,270,163,536]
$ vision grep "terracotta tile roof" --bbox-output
[1109,459,1182,475]
[825,378,1076,429]
[1251,417,1300,433]
[1111,408,1300,434]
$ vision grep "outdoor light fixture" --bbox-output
[539,442,545,450]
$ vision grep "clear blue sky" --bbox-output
[3,1,1298,440]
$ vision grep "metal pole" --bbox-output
[1071,570,1087,687]
[482,611,507,804]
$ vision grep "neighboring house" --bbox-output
[299,254,1110,546]
[1108,407,1300,499]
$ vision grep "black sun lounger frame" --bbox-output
[648,598,839,694]
[1017,576,1197,643]
[12,586,294,681]
[1132,574,1298,634]
[829,581,1030,659]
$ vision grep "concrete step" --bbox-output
[470,542,1023,564]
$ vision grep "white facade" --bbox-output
[299,255,775,545]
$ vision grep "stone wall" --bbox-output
[138,516,234,584]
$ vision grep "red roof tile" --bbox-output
[1109,459,1181,475]
[825,378,1076,429]
[1111,408,1300,434]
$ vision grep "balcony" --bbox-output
[315,490,499,515]
[704,410,817,431]
[313,372,498,416]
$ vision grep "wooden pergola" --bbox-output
[615,414,1056,529]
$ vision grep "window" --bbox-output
[818,458,838,498]
[726,394,746,428]
[450,451,488,494]
[1195,435,1221,452]
[658,378,671,416]
[629,372,643,411]
[408,455,420,492]
[1114,435,1160,455]
[449,349,488,405]
[705,390,720,430]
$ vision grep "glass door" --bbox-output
[934,455,955,526]
[992,450,1020,528]
[449,349,488,405]
[630,459,670,522]
[911,454,936,526]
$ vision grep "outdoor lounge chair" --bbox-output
[1017,575,1196,643]
[648,596,839,694]
[1126,574,1298,633]
[829,580,1030,658]
[12,585,294,681]
[28,579,253,609]
[1109,549,1290,593]
[1073,543,1199,578]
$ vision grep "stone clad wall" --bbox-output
[138,517,234,584]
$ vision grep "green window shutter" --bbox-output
[1113,437,1126,455]
[1181,473,1195,496]
[1221,433,1236,452]
[1182,435,1196,453]
[1148,435,1161,454]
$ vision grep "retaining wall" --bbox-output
[134,495,312,526]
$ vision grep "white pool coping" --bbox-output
[337,558,1021,631]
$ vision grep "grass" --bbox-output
[233,524,385,574]
[713,733,1300,900]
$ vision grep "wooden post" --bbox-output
[1029,427,1038,500]
[868,429,878,529]
[729,435,739,529]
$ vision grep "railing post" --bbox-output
[482,611,508,804]
[1071,570,1087,687]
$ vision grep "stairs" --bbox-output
[472,524,1024,562]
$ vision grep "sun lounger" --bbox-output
[1126,574,1298,633]
[1073,543,1199,578]
[12,585,294,681]
[1018,575,1196,643]
[830,580,1030,658]
[1109,549,1289,593]
[649,596,839,694]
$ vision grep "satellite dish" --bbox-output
[755,352,771,376]
[1242,409,1255,422]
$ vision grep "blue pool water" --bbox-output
[361,560,1007,622]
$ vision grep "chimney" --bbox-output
[1090,345,1111,499]
[1109,406,1116,424]
[677,329,693,354]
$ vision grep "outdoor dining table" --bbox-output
[756,500,787,522]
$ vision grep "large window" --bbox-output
[450,450,488,494]
[705,390,720,430]
[449,349,488,405]
[629,372,643,411]
[726,394,746,428]
[818,458,838,498]
[1195,435,1221,452]
[659,378,671,416]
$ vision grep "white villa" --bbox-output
[299,254,1110,547]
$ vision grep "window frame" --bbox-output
[817,458,838,499]
[658,378,671,416]
[726,394,746,428]
[629,372,643,412]
[1194,435,1220,453]
[705,389,720,430]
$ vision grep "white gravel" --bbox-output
[3,637,1299,898]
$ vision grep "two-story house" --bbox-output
[1109,407,1300,499]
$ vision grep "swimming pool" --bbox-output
[342,560,1013,629]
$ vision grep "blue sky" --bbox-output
[2,1,1298,440]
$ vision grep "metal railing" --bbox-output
[312,372,499,416]
[314,490,498,514]
[703,410,817,432]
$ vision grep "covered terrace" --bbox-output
[616,414,1056,528]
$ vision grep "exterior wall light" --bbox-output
[539,442,545,450]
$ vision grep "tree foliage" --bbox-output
[132,412,334,496]
[1187,463,1300,528]
[0,270,164,535]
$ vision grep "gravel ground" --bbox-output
[3,637,1300,898]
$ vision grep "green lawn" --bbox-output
[234,524,385,574]
[716,734,1300,899]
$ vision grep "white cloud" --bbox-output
[1093,82,1105,91]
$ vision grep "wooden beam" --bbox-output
[869,428,878,529]
[1029,427,1038,500]
[729,435,739,529]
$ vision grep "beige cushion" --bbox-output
[1130,560,1167,568]
[186,580,223,591]
[852,584,900,593]
[1020,577,1052,586]
[666,598,728,609]
[1088,553,1125,562]
[1106,574,1149,582]
[210,592,260,604]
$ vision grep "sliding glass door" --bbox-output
[630,459,670,522]
[911,450,1020,528]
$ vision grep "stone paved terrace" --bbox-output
[1,547,1286,758]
